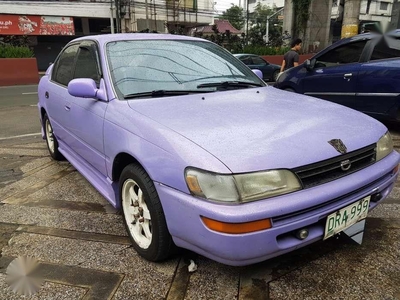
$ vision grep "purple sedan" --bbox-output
[38,34,399,266]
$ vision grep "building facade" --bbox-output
[0,0,214,69]
[332,0,395,33]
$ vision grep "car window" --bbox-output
[370,39,400,61]
[251,56,266,65]
[53,44,79,86]
[107,40,265,98]
[315,41,367,68]
[74,46,101,83]
[239,56,253,65]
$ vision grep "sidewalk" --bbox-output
[1,137,399,299]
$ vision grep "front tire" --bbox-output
[120,163,174,261]
[272,70,279,82]
[43,113,64,161]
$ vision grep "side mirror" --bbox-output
[68,78,98,98]
[252,69,263,79]
[305,59,316,71]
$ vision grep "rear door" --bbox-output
[302,40,368,109]
[356,38,400,118]
[247,56,272,80]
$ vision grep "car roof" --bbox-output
[233,54,258,57]
[333,31,400,47]
[71,33,208,45]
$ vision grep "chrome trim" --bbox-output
[356,93,400,97]
[305,92,356,96]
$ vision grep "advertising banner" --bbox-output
[0,15,74,35]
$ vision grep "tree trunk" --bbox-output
[341,0,361,38]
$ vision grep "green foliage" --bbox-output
[208,3,287,53]
[196,29,245,54]
[241,45,290,55]
[247,4,283,47]
[250,3,274,24]
[0,44,34,58]
[0,35,33,58]
[292,0,311,37]
[221,5,245,31]
[1,35,30,47]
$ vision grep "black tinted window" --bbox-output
[239,56,252,65]
[316,41,367,67]
[74,47,100,82]
[251,56,266,65]
[370,40,400,61]
[53,44,79,86]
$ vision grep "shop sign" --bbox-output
[0,15,74,35]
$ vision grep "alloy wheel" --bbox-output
[122,179,152,249]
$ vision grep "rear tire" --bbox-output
[43,113,64,161]
[120,163,174,261]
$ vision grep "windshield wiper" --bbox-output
[197,81,263,89]
[124,90,209,99]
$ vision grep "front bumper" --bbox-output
[156,151,399,266]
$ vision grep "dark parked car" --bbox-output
[234,54,281,82]
[275,32,400,122]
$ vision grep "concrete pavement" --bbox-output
[0,139,399,299]
[0,87,399,299]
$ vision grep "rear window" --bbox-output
[370,39,400,61]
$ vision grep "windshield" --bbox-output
[106,39,265,98]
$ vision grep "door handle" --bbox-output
[45,91,49,99]
[344,73,353,78]
[64,105,71,111]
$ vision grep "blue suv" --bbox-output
[275,31,400,122]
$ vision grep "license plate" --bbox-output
[324,196,370,240]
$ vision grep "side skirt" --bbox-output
[58,140,118,208]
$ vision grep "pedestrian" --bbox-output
[280,38,302,73]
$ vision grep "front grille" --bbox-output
[272,171,392,225]
[293,144,376,189]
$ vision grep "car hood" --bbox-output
[127,87,386,173]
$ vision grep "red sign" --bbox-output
[0,15,74,35]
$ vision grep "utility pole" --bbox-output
[145,0,150,30]
[110,0,115,33]
[115,0,121,33]
[341,0,361,38]
[153,0,157,31]
[246,0,249,44]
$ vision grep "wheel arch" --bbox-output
[40,107,47,124]
[112,152,149,184]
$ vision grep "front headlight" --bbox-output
[185,168,301,203]
[376,132,393,161]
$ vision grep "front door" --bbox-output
[67,41,108,175]
[302,40,368,110]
